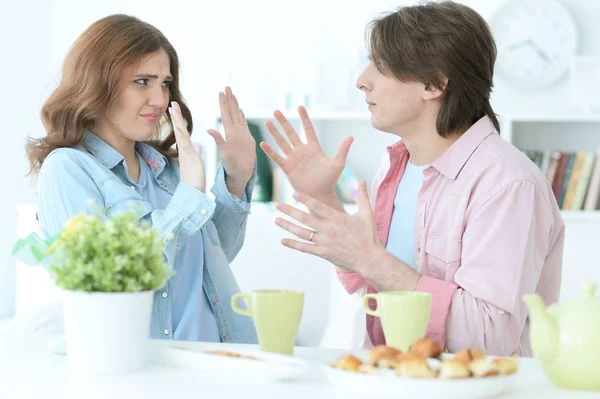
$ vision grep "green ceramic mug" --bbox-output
[231,290,304,355]
[363,291,432,352]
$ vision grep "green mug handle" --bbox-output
[231,293,252,317]
[363,294,380,317]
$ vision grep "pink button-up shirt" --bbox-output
[337,116,564,357]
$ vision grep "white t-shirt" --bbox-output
[385,159,427,268]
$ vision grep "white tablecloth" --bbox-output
[0,333,598,399]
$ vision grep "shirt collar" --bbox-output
[386,115,496,180]
[81,131,169,174]
[432,116,496,180]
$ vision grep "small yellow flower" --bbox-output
[63,214,88,235]
[47,239,62,254]
[48,215,89,253]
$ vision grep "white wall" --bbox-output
[1,2,53,318]
[2,0,600,321]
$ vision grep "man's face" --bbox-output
[356,61,433,135]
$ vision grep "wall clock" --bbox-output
[489,0,579,89]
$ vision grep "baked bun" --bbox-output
[395,353,437,378]
[439,360,471,379]
[491,355,519,375]
[453,348,487,364]
[333,355,362,372]
[369,345,402,368]
[469,358,499,377]
[408,338,443,359]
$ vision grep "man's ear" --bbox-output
[422,78,448,101]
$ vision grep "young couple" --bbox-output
[28,1,563,356]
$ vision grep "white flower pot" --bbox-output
[62,290,154,375]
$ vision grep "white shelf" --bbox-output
[560,211,600,223]
[200,112,600,123]
[251,202,600,223]
[505,114,600,123]
[243,110,371,121]
[250,201,358,212]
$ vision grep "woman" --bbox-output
[26,14,257,343]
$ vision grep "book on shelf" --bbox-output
[334,166,360,204]
[584,151,600,210]
[522,149,600,211]
[268,165,362,206]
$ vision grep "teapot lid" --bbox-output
[554,282,599,314]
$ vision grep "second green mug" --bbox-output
[363,291,432,352]
[232,290,304,356]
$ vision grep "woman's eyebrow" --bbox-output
[134,73,173,80]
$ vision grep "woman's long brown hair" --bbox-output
[26,14,192,174]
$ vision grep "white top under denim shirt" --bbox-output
[385,159,427,269]
[134,152,220,341]
[36,131,258,344]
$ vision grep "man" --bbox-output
[260,1,563,356]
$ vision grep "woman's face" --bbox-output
[99,49,172,143]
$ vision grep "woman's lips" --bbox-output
[141,114,159,123]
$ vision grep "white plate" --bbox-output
[322,354,517,399]
[159,343,311,383]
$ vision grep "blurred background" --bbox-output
[2,0,600,348]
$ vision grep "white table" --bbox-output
[0,333,598,399]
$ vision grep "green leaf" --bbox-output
[47,206,173,292]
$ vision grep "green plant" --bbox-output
[48,208,172,292]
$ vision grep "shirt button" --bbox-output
[161,292,168,298]
[212,298,219,305]
[160,183,167,189]
[163,329,170,335]
[498,309,506,315]
[417,247,421,253]
[223,333,229,340]
[201,209,208,215]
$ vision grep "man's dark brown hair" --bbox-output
[367,1,500,136]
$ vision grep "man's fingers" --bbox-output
[264,120,292,155]
[260,142,286,167]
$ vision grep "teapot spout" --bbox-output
[523,294,558,362]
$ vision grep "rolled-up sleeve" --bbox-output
[415,276,458,347]
[336,270,369,294]
[418,180,559,356]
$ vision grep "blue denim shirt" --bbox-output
[36,132,258,344]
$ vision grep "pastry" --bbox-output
[453,348,487,363]
[204,350,259,361]
[395,352,425,362]
[408,338,443,359]
[395,353,437,378]
[469,358,499,377]
[438,360,471,379]
[357,364,377,374]
[332,354,363,372]
[491,355,519,375]
[369,345,402,368]
[330,346,519,379]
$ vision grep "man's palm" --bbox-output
[277,143,345,195]
[260,106,353,199]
